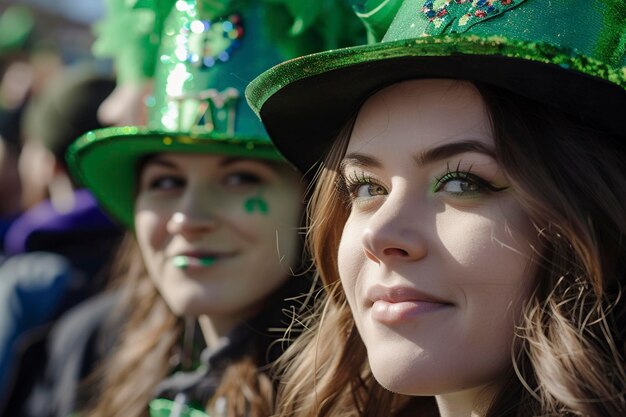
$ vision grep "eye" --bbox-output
[438,178,481,193]
[343,171,387,200]
[143,175,185,191]
[353,183,387,198]
[222,171,263,187]
[433,167,506,196]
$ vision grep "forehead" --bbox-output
[141,153,278,171]
[137,153,280,183]
[143,153,227,167]
[348,79,494,154]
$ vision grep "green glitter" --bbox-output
[245,0,626,178]
[65,0,365,232]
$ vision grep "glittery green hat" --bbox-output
[247,0,626,173]
[67,0,365,227]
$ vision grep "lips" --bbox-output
[170,250,235,270]
[367,285,450,305]
[172,249,235,258]
[173,255,215,269]
[366,285,452,324]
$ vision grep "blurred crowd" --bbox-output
[0,1,122,414]
[0,1,624,417]
[0,1,364,416]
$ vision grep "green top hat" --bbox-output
[246,0,626,174]
[67,0,365,228]
[0,6,35,54]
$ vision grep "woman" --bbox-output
[246,0,626,416]
[63,1,364,417]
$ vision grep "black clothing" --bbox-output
[10,272,315,417]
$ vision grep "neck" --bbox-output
[197,298,269,349]
[435,383,499,417]
[197,315,237,349]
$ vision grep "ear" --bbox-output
[48,159,75,213]
[97,81,153,126]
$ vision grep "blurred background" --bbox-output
[0,0,107,85]
[0,0,111,223]
[0,2,123,415]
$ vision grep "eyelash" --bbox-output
[433,163,507,196]
[144,171,263,192]
[148,175,185,190]
[223,171,263,186]
[339,163,507,203]
[341,171,385,202]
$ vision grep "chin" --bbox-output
[370,363,458,396]
[167,293,245,318]
[370,362,424,395]
[163,293,210,317]
[365,341,443,396]
[167,301,197,317]
[368,344,511,398]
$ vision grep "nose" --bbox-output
[166,189,217,237]
[361,188,428,264]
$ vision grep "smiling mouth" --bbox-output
[370,299,450,324]
[172,255,217,269]
[366,285,453,324]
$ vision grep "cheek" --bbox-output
[437,203,535,282]
[252,188,304,268]
[274,221,300,270]
[436,204,537,337]
[337,216,366,308]
[134,209,169,263]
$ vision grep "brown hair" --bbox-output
[273,83,626,417]
[82,234,277,417]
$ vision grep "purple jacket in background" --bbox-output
[4,189,118,256]
[0,189,122,416]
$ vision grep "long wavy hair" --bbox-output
[273,83,626,417]
[82,233,285,417]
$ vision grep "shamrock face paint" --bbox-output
[244,190,269,215]
[134,153,304,324]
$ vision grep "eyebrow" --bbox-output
[142,156,177,169]
[219,157,250,167]
[143,155,250,169]
[341,140,496,171]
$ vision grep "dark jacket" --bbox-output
[0,189,122,417]
[0,252,74,411]
[10,272,315,417]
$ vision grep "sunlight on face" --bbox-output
[134,154,303,331]
[337,79,537,403]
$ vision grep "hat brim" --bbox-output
[247,35,626,174]
[67,126,283,228]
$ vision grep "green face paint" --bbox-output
[243,190,269,215]
[198,257,216,266]
[172,255,216,269]
[173,256,189,269]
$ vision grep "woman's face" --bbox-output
[337,79,536,400]
[135,153,303,325]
